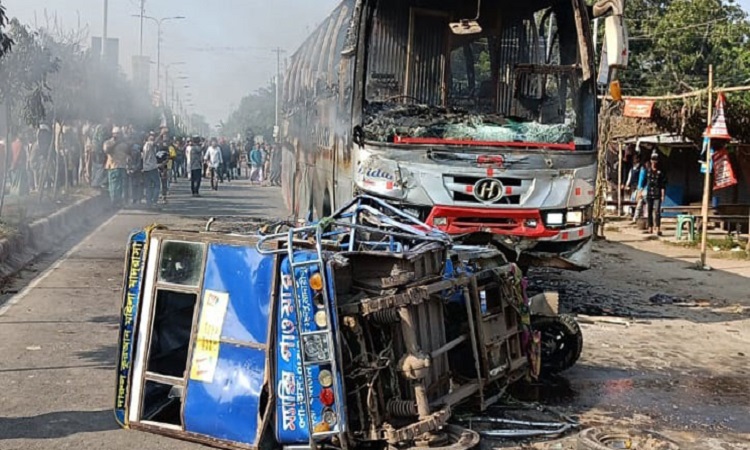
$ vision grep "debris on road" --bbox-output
[114,196,584,450]
[577,428,679,450]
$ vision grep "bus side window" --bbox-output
[449,37,493,110]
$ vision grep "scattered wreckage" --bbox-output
[115,196,584,449]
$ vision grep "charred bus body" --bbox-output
[281,0,627,271]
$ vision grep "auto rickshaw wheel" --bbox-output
[393,425,480,450]
[532,314,583,375]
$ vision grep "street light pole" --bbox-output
[139,0,145,56]
[102,0,108,60]
[272,47,286,141]
[134,15,185,93]
[163,62,185,109]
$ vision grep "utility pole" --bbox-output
[136,17,185,96]
[272,47,286,141]
[700,64,714,269]
[156,22,161,92]
[102,0,108,60]
[139,0,145,56]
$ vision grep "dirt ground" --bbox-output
[501,224,750,449]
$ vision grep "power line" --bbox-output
[628,18,731,40]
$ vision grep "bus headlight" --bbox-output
[546,212,564,226]
[566,210,584,225]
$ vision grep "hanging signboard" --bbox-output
[704,93,732,140]
[700,137,713,174]
[713,149,738,190]
[623,99,655,118]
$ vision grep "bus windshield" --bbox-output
[363,0,596,149]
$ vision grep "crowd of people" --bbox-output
[103,129,283,206]
[0,123,283,209]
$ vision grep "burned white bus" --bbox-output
[280,0,627,270]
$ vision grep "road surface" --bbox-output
[0,178,282,450]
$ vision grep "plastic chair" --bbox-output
[675,214,696,241]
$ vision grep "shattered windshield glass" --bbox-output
[363,0,595,148]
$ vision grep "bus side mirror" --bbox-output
[604,15,628,69]
[450,0,483,35]
[594,0,629,69]
[450,20,482,35]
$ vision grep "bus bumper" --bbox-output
[425,206,594,270]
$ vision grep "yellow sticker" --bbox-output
[189,290,229,383]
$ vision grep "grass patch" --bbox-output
[713,250,750,260]
[666,236,739,249]
[666,235,750,259]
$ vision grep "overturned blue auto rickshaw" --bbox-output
[115,196,582,449]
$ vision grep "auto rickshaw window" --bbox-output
[146,290,197,378]
[141,380,183,426]
[158,241,205,287]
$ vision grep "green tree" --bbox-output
[0,19,58,214]
[620,0,750,95]
[224,83,276,141]
[614,0,750,142]
[0,2,12,58]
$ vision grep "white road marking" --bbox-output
[0,213,120,317]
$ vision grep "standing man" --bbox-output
[171,137,183,181]
[270,143,283,186]
[627,154,648,224]
[91,123,109,188]
[204,138,223,191]
[156,139,171,204]
[103,127,130,207]
[249,144,264,185]
[646,152,667,236]
[230,142,240,179]
[142,132,160,207]
[219,138,232,182]
[187,137,204,197]
[32,124,53,191]
[243,138,254,179]
[127,138,144,205]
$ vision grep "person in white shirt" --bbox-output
[204,139,223,191]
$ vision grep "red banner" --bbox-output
[623,99,654,118]
[713,149,738,190]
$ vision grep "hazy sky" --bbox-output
[4,0,750,127]
[2,0,341,127]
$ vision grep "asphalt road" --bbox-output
[0,177,285,450]
[1,176,748,449]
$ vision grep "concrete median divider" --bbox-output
[0,193,111,281]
